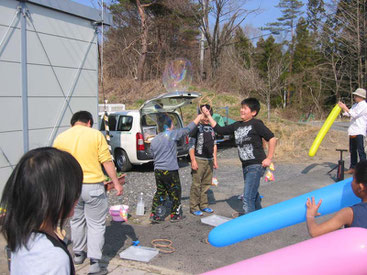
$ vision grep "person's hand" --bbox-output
[262,158,272,167]
[306,197,322,218]
[201,106,211,117]
[194,113,204,124]
[213,160,218,169]
[114,180,123,196]
[191,160,198,170]
[338,101,347,110]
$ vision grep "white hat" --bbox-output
[352,88,366,99]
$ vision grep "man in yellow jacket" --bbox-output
[54,111,123,275]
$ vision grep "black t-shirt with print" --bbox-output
[214,119,274,166]
[190,123,215,159]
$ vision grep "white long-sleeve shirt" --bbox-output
[343,100,367,136]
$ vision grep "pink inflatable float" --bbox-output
[202,227,367,275]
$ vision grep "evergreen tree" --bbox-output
[254,36,283,78]
[262,0,304,106]
[293,17,315,73]
[306,0,325,34]
[233,28,254,69]
[293,17,324,110]
[254,36,286,114]
[262,0,304,38]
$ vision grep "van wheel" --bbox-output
[115,149,132,172]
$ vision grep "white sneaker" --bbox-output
[73,251,86,265]
[88,260,107,275]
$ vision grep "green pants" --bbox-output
[190,158,213,212]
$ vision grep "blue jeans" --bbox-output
[349,135,366,169]
[242,164,265,214]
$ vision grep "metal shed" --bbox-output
[0,0,111,192]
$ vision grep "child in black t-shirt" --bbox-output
[202,98,276,214]
[189,105,218,216]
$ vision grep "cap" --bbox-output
[352,88,366,99]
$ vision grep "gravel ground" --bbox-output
[0,142,348,275]
[98,143,347,274]
[0,125,353,275]
[107,142,239,213]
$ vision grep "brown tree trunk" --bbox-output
[287,18,294,106]
[136,0,148,82]
[356,0,363,87]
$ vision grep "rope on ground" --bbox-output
[151,239,176,254]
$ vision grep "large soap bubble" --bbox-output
[162,58,192,92]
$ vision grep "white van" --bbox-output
[99,91,201,171]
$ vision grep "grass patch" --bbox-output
[268,121,347,163]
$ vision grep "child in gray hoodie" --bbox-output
[150,113,203,222]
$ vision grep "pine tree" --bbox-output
[262,0,304,38]
[292,17,324,110]
[306,0,325,34]
[233,28,254,69]
[262,0,304,106]
[254,36,286,115]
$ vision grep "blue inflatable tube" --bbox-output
[209,177,359,247]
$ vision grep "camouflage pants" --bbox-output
[151,169,182,215]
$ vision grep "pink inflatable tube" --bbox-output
[202,228,367,275]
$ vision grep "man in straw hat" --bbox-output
[338,88,367,174]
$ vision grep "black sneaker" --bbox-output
[149,213,162,223]
[170,213,184,223]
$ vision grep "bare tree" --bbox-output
[136,0,154,82]
[196,0,259,77]
[320,0,367,96]
[257,54,288,120]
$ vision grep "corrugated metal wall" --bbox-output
[0,0,99,192]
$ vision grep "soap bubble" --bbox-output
[162,58,192,92]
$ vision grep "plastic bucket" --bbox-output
[109,205,125,222]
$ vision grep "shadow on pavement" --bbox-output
[207,189,216,205]
[203,192,242,213]
[225,195,243,213]
[103,222,138,262]
[301,161,350,182]
[301,162,335,174]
